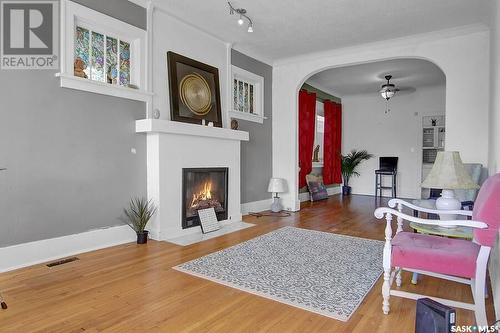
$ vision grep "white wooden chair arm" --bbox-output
[374,207,487,229]
[388,198,473,217]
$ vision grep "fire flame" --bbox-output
[191,181,212,207]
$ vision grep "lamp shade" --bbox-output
[421,151,479,190]
[267,178,288,193]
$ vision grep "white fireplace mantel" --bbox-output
[136,119,250,242]
[136,119,249,141]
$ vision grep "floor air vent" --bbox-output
[46,257,79,267]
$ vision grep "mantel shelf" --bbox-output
[135,119,250,142]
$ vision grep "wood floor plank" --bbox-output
[0,195,494,332]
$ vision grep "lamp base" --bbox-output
[435,189,461,221]
[270,197,282,213]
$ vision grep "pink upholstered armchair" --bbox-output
[374,173,500,327]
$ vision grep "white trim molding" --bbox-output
[127,0,151,8]
[57,0,152,103]
[0,225,136,273]
[241,198,273,215]
[56,73,153,102]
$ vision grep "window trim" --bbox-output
[230,65,265,124]
[57,0,151,102]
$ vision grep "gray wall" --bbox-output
[71,0,146,30]
[0,0,147,247]
[231,50,273,204]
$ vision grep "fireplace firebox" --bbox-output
[182,168,228,229]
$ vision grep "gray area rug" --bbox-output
[174,226,384,321]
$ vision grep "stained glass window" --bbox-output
[233,79,238,110]
[90,32,105,82]
[119,40,130,86]
[73,26,133,87]
[106,36,118,85]
[249,84,254,114]
[243,83,249,112]
[238,81,244,112]
[74,26,90,78]
[232,67,263,121]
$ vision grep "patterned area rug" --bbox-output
[173,226,384,321]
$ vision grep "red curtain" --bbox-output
[323,100,342,185]
[298,90,317,188]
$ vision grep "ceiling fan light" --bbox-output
[379,76,398,100]
[238,16,244,25]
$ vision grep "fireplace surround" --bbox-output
[136,119,249,240]
[182,167,228,229]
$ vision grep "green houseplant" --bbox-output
[121,197,157,244]
[341,150,373,195]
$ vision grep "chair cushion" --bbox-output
[473,174,500,247]
[391,232,480,278]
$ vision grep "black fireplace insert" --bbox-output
[182,167,228,229]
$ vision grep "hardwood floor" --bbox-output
[0,195,494,332]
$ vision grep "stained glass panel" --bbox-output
[249,84,254,114]
[106,36,118,84]
[244,82,249,112]
[233,79,238,110]
[91,31,105,82]
[238,81,244,111]
[119,40,130,86]
[74,26,90,78]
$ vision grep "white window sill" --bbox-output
[312,162,324,168]
[228,110,266,124]
[55,73,153,102]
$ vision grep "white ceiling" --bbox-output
[306,58,445,96]
[155,0,491,62]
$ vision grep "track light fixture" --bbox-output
[228,2,253,33]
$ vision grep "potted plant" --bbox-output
[341,150,373,195]
[121,197,157,244]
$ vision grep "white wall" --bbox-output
[272,26,490,211]
[342,85,445,199]
[152,6,231,126]
[487,0,500,321]
[489,3,500,176]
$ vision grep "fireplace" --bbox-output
[182,168,228,229]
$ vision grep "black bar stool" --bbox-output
[375,157,398,198]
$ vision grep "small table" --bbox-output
[408,222,473,284]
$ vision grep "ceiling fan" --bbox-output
[379,75,400,101]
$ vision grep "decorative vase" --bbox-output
[137,230,149,244]
[342,185,352,196]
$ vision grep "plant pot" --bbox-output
[136,230,149,244]
[342,185,352,196]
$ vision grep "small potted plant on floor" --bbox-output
[341,149,373,196]
[121,197,157,244]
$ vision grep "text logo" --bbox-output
[1,1,58,69]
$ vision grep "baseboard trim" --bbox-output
[0,225,136,273]
[241,198,273,215]
[299,186,341,202]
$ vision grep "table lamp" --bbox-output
[268,178,288,213]
[421,151,479,220]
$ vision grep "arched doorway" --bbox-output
[271,29,489,211]
[297,58,446,202]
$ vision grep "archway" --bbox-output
[271,28,489,211]
[297,58,446,202]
